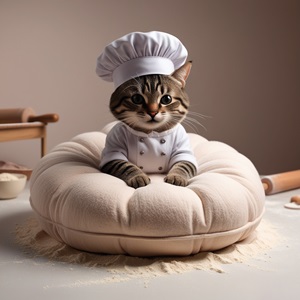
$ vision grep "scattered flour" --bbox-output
[0,173,19,181]
[15,217,281,286]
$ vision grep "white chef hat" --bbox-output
[96,31,188,88]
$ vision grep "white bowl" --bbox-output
[0,173,27,199]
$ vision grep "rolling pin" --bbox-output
[261,170,300,195]
[0,108,59,124]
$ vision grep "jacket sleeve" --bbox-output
[168,125,198,170]
[99,124,129,169]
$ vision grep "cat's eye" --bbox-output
[160,95,172,105]
[131,94,145,105]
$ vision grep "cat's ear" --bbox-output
[172,61,192,88]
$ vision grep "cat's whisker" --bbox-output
[179,110,210,133]
[183,116,207,133]
[182,119,199,133]
[188,111,211,120]
[122,116,136,127]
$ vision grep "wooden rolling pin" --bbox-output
[0,108,59,124]
[261,170,300,195]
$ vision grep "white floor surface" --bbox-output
[1,183,300,300]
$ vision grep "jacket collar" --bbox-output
[123,123,179,138]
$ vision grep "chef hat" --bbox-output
[96,31,188,88]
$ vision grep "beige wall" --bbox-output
[0,0,299,175]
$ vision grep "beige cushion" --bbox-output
[30,122,265,256]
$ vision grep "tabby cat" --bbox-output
[100,61,197,188]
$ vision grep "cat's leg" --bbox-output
[164,161,196,187]
[101,159,150,188]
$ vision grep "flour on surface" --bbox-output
[15,217,281,286]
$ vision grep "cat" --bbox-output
[100,61,197,188]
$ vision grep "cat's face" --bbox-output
[109,62,192,133]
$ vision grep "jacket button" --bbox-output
[139,137,145,142]
[158,167,163,171]
[161,152,166,156]
[139,166,143,170]
[140,151,145,155]
[160,139,166,144]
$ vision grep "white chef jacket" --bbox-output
[100,122,197,174]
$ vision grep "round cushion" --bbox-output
[30,123,265,256]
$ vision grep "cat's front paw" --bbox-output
[126,174,151,189]
[164,174,188,187]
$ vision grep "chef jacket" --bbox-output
[100,122,197,174]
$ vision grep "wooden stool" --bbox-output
[0,108,59,157]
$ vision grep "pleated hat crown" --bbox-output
[96,31,188,88]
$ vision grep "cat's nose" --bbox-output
[147,103,158,118]
[148,111,158,117]
[147,103,158,117]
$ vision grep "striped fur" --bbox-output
[101,159,150,189]
[101,62,196,188]
[164,161,197,186]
